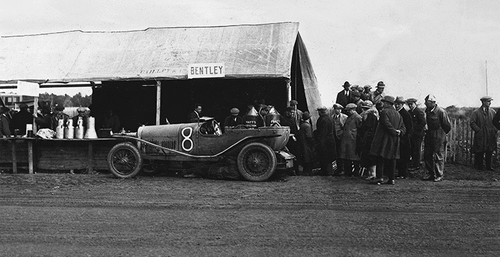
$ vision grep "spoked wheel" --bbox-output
[237,142,277,182]
[107,142,143,178]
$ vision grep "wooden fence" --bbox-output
[445,118,499,167]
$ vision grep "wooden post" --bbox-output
[11,140,17,174]
[156,81,161,125]
[88,141,93,174]
[28,140,34,174]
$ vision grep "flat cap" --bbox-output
[361,100,373,109]
[352,91,361,97]
[230,108,240,115]
[377,81,385,88]
[363,85,372,89]
[381,95,395,104]
[345,103,358,110]
[54,105,65,111]
[317,106,328,111]
[480,96,493,102]
[290,100,298,106]
[406,98,418,103]
[333,103,344,109]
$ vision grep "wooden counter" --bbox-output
[0,137,122,174]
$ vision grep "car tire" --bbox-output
[107,142,143,179]
[237,142,277,182]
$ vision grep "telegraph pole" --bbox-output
[485,60,488,96]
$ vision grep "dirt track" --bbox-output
[0,164,499,257]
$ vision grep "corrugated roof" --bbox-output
[0,22,300,83]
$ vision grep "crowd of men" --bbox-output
[185,80,500,185]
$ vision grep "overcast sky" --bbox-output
[2,0,499,107]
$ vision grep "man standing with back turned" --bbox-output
[422,94,451,182]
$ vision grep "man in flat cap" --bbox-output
[336,81,354,112]
[369,95,406,185]
[422,94,451,182]
[340,103,362,176]
[371,81,386,105]
[361,85,372,101]
[470,96,497,171]
[407,97,426,170]
[316,106,337,175]
[331,103,347,175]
[50,104,69,131]
[290,100,303,130]
[298,111,315,174]
[223,108,243,132]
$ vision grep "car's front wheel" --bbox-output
[107,142,143,179]
[237,142,277,182]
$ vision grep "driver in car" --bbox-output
[223,108,243,132]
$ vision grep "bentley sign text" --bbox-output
[188,63,225,79]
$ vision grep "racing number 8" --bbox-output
[181,127,194,152]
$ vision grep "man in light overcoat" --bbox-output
[422,94,451,182]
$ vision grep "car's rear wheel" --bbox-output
[237,142,277,182]
[107,142,143,178]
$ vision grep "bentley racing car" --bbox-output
[107,118,294,182]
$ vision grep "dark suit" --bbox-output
[397,107,413,177]
[336,90,353,109]
[409,106,426,169]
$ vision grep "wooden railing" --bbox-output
[444,118,499,167]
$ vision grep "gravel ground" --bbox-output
[0,163,499,257]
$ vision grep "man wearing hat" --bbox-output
[394,97,413,179]
[361,85,372,101]
[371,81,386,104]
[12,103,33,136]
[223,108,243,132]
[369,95,406,185]
[470,96,497,171]
[359,100,378,179]
[336,81,354,111]
[340,103,362,176]
[290,100,303,130]
[406,98,426,170]
[331,103,347,175]
[298,111,315,174]
[316,106,337,175]
[351,91,364,114]
[423,94,451,182]
[0,106,12,137]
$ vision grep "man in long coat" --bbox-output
[340,103,362,176]
[316,107,337,175]
[298,112,315,174]
[395,97,413,179]
[470,96,498,171]
[369,96,406,185]
[422,94,451,182]
[0,106,12,137]
[407,98,426,170]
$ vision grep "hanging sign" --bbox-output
[17,81,40,96]
[188,63,225,79]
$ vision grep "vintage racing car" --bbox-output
[107,118,294,181]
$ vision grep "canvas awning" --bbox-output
[0,22,305,83]
[0,22,322,119]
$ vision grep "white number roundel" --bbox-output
[181,127,194,152]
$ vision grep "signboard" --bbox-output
[188,63,225,79]
[17,81,39,96]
